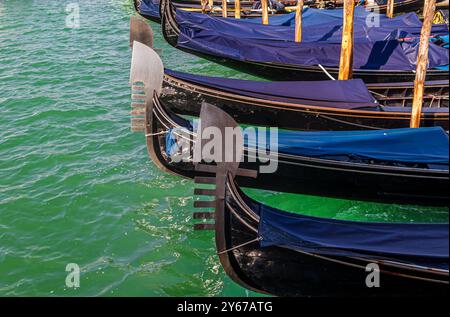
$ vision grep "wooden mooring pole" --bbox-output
[235,0,241,19]
[410,0,436,128]
[262,0,269,25]
[338,0,355,80]
[387,0,395,18]
[201,0,207,14]
[295,0,304,42]
[222,0,228,17]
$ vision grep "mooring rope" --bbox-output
[217,237,262,255]
[318,64,336,80]
[368,90,387,98]
[145,130,169,137]
[152,104,196,143]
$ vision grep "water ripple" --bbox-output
[0,0,447,297]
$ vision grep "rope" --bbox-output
[145,130,169,137]
[429,94,436,108]
[368,89,388,98]
[318,64,336,80]
[152,103,196,143]
[217,237,262,255]
[319,114,384,130]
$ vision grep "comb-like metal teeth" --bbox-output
[130,109,145,116]
[131,118,145,132]
[132,85,145,91]
[131,102,145,109]
[194,223,215,230]
[194,176,216,185]
[193,212,215,219]
[131,94,146,100]
[194,201,216,208]
[236,168,258,178]
[130,82,146,132]
[131,118,145,124]
[131,127,145,132]
[195,163,217,174]
[194,188,216,196]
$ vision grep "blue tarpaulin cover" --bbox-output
[176,7,449,70]
[166,124,449,167]
[138,0,160,19]
[245,126,449,166]
[165,69,377,109]
[257,202,449,269]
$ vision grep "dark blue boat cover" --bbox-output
[165,69,378,109]
[258,203,449,269]
[246,126,449,166]
[138,0,160,19]
[176,7,449,70]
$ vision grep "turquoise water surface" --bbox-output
[0,0,447,296]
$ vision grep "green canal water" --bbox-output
[0,0,447,296]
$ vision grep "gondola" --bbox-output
[134,0,428,24]
[161,66,449,131]
[130,18,449,132]
[161,0,449,83]
[188,103,448,296]
[308,0,424,13]
[133,0,272,23]
[130,40,449,206]
[134,0,161,22]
